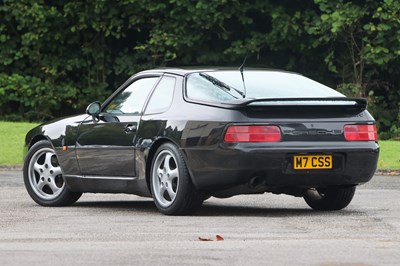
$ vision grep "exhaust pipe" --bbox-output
[248,176,267,189]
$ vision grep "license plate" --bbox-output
[293,155,332,170]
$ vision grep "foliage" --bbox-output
[308,0,400,138]
[0,0,399,137]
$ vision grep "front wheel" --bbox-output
[303,186,356,211]
[23,140,82,206]
[150,143,203,215]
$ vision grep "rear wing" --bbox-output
[220,97,367,111]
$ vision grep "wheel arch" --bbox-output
[24,135,53,161]
[28,135,51,149]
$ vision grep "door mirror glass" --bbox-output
[86,101,101,116]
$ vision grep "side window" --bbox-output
[104,77,159,114]
[144,76,176,114]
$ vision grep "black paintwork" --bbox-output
[24,68,379,198]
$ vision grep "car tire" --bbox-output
[303,186,356,211]
[23,140,82,206]
[150,143,203,215]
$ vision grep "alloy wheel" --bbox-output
[28,147,64,200]
[151,150,180,208]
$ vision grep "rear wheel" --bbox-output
[150,143,203,215]
[303,186,356,211]
[23,140,82,206]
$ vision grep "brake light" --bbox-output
[224,125,281,142]
[344,124,378,141]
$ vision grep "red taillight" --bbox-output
[224,125,281,142]
[344,124,378,141]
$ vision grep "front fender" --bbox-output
[24,114,88,176]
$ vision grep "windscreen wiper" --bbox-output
[199,72,244,98]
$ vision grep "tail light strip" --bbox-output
[224,124,377,142]
[344,124,378,141]
[224,125,281,143]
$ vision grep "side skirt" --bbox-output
[64,175,152,197]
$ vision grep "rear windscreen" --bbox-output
[186,71,344,102]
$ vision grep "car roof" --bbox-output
[136,67,298,77]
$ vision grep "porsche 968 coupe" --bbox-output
[23,68,379,215]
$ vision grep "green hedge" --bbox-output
[0,1,399,138]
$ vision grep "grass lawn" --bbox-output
[378,140,400,169]
[0,121,399,169]
[0,121,39,165]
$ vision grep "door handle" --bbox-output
[124,124,137,133]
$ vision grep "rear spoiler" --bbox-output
[220,97,367,110]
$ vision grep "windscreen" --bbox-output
[186,70,344,102]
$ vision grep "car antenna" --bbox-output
[239,52,248,98]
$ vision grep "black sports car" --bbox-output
[23,68,379,215]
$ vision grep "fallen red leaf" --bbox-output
[198,235,225,241]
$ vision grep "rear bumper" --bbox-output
[184,141,379,191]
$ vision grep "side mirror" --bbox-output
[86,101,101,119]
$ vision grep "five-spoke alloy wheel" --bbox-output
[152,150,180,207]
[150,143,203,215]
[23,140,82,206]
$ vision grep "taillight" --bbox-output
[344,124,378,141]
[224,125,281,142]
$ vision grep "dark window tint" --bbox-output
[104,77,159,114]
[145,76,176,114]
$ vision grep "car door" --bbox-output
[75,76,160,177]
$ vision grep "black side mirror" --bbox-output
[86,101,101,120]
